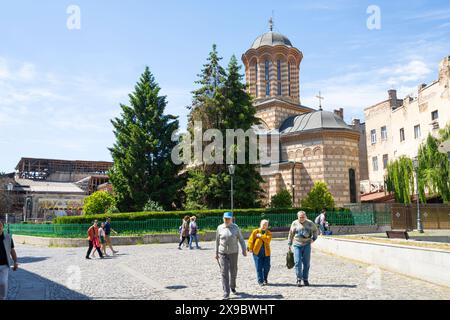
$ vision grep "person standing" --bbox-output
[86,220,104,259]
[215,212,247,300]
[0,221,19,300]
[248,219,272,286]
[189,216,200,250]
[104,218,118,255]
[315,209,328,235]
[288,211,318,287]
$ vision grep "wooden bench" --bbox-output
[386,230,409,240]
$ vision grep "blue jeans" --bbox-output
[293,243,311,281]
[252,245,271,284]
[189,234,199,249]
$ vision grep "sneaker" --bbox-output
[303,280,310,287]
[223,295,230,300]
[85,257,91,260]
[178,246,182,250]
[296,279,302,287]
[263,280,268,286]
[113,250,119,254]
[231,289,237,295]
[258,282,264,287]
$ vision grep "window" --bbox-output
[288,62,291,96]
[414,125,421,139]
[277,60,282,96]
[254,63,258,97]
[265,60,270,96]
[349,169,357,203]
[400,128,405,142]
[383,154,388,169]
[381,126,387,141]
[372,156,379,172]
[370,129,377,144]
[431,110,439,121]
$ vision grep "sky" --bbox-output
[0,0,449,172]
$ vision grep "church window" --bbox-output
[265,60,270,96]
[349,169,357,203]
[277,60,282,95]
[255,63,258,97]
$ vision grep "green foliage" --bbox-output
[386,156,415,204]
[301,181,335,212]
[54,207,309,224]
[143,199,164,212]
[109,67,182,212]
[417,133,450,203]
[184,46,263,209]
[270,189,293,208]
[83,191,116,216]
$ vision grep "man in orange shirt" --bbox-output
[86,220,103,259]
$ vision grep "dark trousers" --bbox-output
[86,240,103,258]
[178,236,188,247]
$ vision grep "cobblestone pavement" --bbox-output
[7,239,450,300]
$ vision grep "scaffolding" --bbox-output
[15,157,113,181]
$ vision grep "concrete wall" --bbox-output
[314,236,450,288]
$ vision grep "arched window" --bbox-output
[277,60,282,96]
[265,60,270,96]
[288,62,291,96]
[349,169,357,203]
[255,63,258,98]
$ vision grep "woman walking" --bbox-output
[189,216,200,249]
[86,220,103,259]
[248,219,272,286]
[98,222,107,257]
[178,216,190,250]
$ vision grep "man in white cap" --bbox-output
[215,212,247,300]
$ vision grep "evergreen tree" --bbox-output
[301,182,335,212]
[184,49,263,209]
[109,67,181,212]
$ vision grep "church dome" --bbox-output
[279,110,352,134]
[251,31,293,49]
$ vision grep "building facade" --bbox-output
[242,22,362,207]
[364,56,450,186]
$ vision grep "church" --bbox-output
[242,20,363,207]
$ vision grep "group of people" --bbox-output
[215,210,325,300]
[86,218,119,259]
[178,215,200,250]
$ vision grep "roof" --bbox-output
[279,110,353,134]
[14,178,85,194]
[251,31,293,49]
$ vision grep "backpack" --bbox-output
[314,215,320,225]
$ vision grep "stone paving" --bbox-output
[7,239,450,300]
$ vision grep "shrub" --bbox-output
[301,181,335,213]
[270,189,292,208]
[143,200,164,212]
[83,191,116,216]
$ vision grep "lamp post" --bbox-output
[6,182,13,227]
[228,164,235,212]
[412,157,424,233]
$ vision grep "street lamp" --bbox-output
[412,157,424,233]
[228,164,235,212]
[5,183,13,226]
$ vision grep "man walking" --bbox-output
[215,212,247,300]
[288,211,318,287]
[104,218,118,255]
[0,221,19,300]
[86,220,104,259]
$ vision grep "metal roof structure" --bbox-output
[279,110,353,134]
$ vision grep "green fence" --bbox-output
[6,211,391,238]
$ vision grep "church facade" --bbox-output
[242,24,362,207]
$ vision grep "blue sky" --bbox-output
[1,0,449,172]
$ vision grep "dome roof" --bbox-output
[279,110,352,134]
[251,31,293,49]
